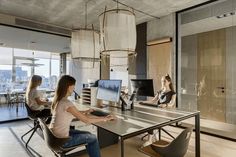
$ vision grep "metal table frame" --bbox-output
[86,104,200,157]
[117,111,200,157]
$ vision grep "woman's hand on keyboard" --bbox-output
[85,108,94,114]
[105,115,116,121]
[159,104,167,108]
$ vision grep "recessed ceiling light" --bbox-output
[216,11,236,19]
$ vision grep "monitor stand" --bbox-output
[96,99,108,108]
[120,91,136,111]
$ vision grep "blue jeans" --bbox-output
[63,129,101,157]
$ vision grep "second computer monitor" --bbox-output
[96,80,122,103]
[130,79,155,97]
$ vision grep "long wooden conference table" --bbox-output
[74,101,200,157]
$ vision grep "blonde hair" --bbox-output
[26,75,42,100]
[51,75,76,112]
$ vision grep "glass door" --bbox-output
[197,29,226,122]
[178,0,236,138]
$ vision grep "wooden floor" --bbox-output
[0,120,236,157]
[182,117,236,140]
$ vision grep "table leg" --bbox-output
[121,137,124,157]
[195,113,200,157]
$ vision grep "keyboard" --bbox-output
[139,102,158,107]
[90,110,109,117]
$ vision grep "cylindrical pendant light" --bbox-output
[99,8,137,71]
[71,28,100,61]
[71,1,100,68]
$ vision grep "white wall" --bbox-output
[70,60,100,94]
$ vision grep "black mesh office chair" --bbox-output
[21,103,42,148]
[139,127,193,157]
[38,118,87,157]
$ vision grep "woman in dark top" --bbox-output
[142,74,176,146]
[146,74,176,108]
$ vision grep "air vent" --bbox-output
[15,18,71,36]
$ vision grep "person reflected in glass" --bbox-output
[49,75,115,157]
[142,74,176,146]
[26,75,51,118]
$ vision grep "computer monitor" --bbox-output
[119,79,155,111]
[130,79,155,97]
[96,80,122,103]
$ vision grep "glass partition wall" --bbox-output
[177,0,236,139]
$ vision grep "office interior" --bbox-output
[0,0,236,157]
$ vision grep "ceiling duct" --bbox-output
[0,13,71,37]
[15,18,71,36]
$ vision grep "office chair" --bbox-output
[139,127,193,157]
[21,103,42,148]
[38,118,87,157]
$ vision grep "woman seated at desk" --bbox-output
[142,74,176,146]
[49,75,115,157]
[26,75,51,118]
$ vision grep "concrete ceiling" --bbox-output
[0,0,209,29]
[0,0,209,53]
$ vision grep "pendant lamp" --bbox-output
[71,2,100,68]
[99,6,137,71]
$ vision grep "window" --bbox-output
[0,47,61,92]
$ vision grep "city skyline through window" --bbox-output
[0,47,61,92]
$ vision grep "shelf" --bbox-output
[82,100,91,104]
[82,88,92,105]
[82,93,91,97]
[81,87,97,106]
[82,97,91,101]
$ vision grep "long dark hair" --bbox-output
[51,75,76,112]
[164,74,175,92]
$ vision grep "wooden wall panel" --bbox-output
[197,29,226,122]
[147,42,172,92]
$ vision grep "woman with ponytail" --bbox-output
[142,74,176,146]
[49,75,114,157]
[153,74,176,108]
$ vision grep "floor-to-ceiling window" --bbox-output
[0,47,61,122]
[177,0,236,139]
